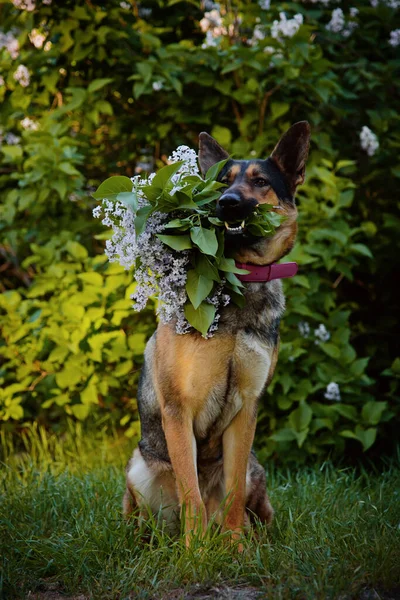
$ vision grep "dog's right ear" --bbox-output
[198,132,229,177]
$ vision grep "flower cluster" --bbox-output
[389,29,400,47]
[94,146,231,336]
[360,126,379,157]
[21,117,39,131]
[13,64,30,87]
[0,30,20,60]
[324,382,341,401]
[371,0,400,7]
[326,8,358,38]
[11,0,36,10]
[0,129,21,146]
[200,8,228,48]
[314,323,331,342]
[298,321,310,338]
[271,13,303,40]
[29,29,46,49]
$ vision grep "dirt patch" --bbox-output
[159,584,266,600]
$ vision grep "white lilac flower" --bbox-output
[43,0,52,4]
[251,25,266,44]
[326,8,345,33]
[389,29,400,47]
[259,0,271,9]
[138,7,152,18]
[271,13,303,40]
[350,7,359,16]
[263,46,275,54]
[11,0,36,10]
[326,8,358,38]
[314,323,330,342]
[324,382,341,401]
[371,0,400,6]
[168,146,200,177]
[204,0,220,10]
[5,133,21,145]
[13,65,30,87]
[360,126,379,157]
[200,9,223,33]
[202,29,220,48]
[152,81,163,91]
[44,41,52,51]
[0,31,20,60]
[120,1,131,8]
[298,321,310,338]
[20,117,39,131]
[29,29,46,49]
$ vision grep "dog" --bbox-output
[123,122,311,547]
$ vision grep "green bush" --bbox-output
[0,0,399,461]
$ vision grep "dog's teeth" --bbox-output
[224,221,245,234]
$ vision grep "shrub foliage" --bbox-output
[0,0,399,461]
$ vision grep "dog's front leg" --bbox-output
[222,401,257,547]
[162,406,206,546]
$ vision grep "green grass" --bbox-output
[1,425,399,600]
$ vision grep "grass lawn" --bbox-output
[1,425,399,600]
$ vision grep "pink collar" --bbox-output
[235,261,298,283]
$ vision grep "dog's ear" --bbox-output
[198,132,229,176]
[270,122,311,194]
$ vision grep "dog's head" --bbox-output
[198,122,310,265]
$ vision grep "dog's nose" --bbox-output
[218,193,241,209]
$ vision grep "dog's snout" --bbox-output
[218,193,241,209]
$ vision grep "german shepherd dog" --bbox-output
[123,122,311,547]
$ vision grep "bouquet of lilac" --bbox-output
[93,146,282,336]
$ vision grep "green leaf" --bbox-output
[361,401,387,425]
[355,426,377,451]
[195,254,221,283]
[80,384,98,405]
[157,234,193,251]
[205,158,230,182]
[92,176,133,200]
[270,428,297,442]
[78,272,103,286]
[87,78,114,93]
[116,191,138,211]
[71,404,90,420]
[288,402,313,432]
[270,101,290,120]
[217,257,250,274]
[65,241,88,260]
[58,162,81,176]
[134,205,152,236]
[184,302,216,336]
[225,271,244,288]
[190,227,218,256]
[349,243,373,259]
[151,162,184,190]
[186,270,214,309]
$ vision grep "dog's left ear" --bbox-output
[270,121,311,195]
[198,132,229,176]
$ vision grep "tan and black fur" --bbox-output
[123,122,311,547]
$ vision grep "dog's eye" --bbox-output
[253,178,269,188]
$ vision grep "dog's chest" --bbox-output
[193,329,273,440]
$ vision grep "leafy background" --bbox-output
[0,0,399,463]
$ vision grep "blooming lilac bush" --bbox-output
[0,0,398,461]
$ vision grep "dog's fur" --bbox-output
[123,122,311,546]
